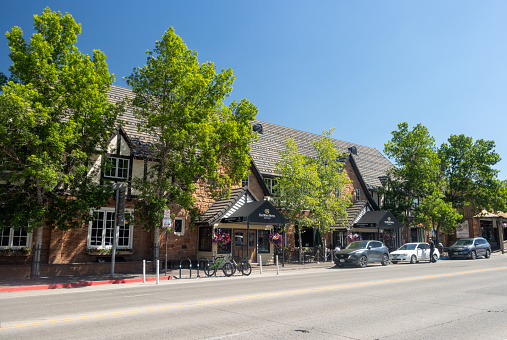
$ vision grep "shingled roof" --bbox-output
[249,120,393,191]
[108,85,158,158]
[195,187,257,226]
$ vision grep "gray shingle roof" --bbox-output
[109,85,158,158]
[249,120,393,190]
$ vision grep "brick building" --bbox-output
[1,85,405,277]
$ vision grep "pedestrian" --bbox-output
[428,238,435,263]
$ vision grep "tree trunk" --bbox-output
[298,228,303,265]
[30,226,43,280]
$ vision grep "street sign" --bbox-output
[163,209,172,229]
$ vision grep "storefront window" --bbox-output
[198,227,212,251]
[258,230,270,253]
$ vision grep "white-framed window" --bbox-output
[355,188,361,201]
[335,188,341,198]
[242,175,249,188]
[104,157,130,179]
[264,177,279,195]
[0,227,32,249]
[87,208,133,249]
[174,217,185,236]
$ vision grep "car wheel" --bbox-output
[432,254,438,262]
[358,255,367,268]
[392,261,398,264]
[381,254,389,266]
[485,249,491,259]
[471,250,477,260]
[410,255,416,264]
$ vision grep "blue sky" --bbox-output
[2,1,507,179]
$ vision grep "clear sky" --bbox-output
[2,1,507,179]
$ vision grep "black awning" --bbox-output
[354,211,402,229]
[221,200,288,225]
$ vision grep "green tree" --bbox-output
[124,27,257,266]
[438,134,506,216]
[0,8,118,279]
[275,131,351,263]
[381,122,440,242]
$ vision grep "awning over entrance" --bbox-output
[222,200,288,225]
[353,211,402,229]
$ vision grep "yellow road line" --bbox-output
[3,266,506,330]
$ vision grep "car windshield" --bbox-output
[454,239,473,246]
[397,244,417,250]
[346,241,369,250]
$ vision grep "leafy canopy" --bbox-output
[0,7,118,231]
[124,27,257,230]
[274,130,351,232]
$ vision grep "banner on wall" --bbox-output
[456,221,469,238]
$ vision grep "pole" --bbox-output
[259,255,262,274]
[165,228,168,275]
[156,259,159,284]
[143,260,146,283]
[111,188,119,280]
[276,255,279,275]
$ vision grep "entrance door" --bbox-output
[232,229,257,262]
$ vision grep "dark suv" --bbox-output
[334,240,390,268]
[448,237,491,260]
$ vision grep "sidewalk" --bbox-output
[0,261,334,293]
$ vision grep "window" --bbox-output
[174,218,185,236]
[258,230,270,253]
[88,209,133,249]
[104,157,130,179]
[242,175,249,188]
[264,178,279,195]
[0,227,32,249]
[335,188,341,198]
[199,227,212,251]
[355,189,361,201]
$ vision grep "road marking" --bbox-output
[3,266,506,330]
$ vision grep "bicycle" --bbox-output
[204,255,228,277]
[204,255,252,277]
[228,256,252,276]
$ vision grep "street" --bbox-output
[1,255,507,340]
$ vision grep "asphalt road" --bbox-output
[1,254,507,340]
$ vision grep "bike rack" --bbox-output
[179,258,192,279]
[197,257,210,278]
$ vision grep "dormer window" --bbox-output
[104,157,129,180]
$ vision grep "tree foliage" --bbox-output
[382,122,506,241]
[438,134,505,215]
[124,27,257,235]
[381,122,441,230]
[275,130,351,260]
[0,8,118,278]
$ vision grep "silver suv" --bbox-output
[448,237,491,260]
[334,240,390,268]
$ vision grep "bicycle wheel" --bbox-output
[241,262,252,276]
[223,262,234,277]
[204,263,216,277]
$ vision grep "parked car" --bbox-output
[334,240,390,268]
[448,237,491,260]
[390,242,440,264]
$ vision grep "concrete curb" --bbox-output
[0,276,173,293]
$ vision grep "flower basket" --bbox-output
[212,229,231,247]
[347,233,362,242]
[269,233,283,247]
